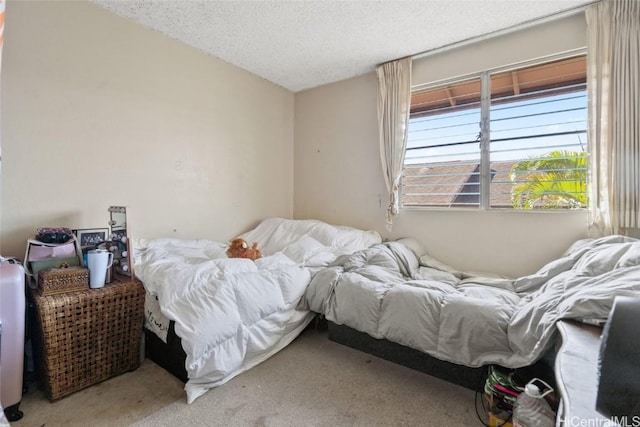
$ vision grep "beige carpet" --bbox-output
[12,358,185,427]
[133,329,480,426]
[13,329,481,426]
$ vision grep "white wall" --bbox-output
[0,1,294,258]
[1,3,594,276]
[294,13,590,277]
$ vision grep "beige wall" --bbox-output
[294,13,590,277]
[1,3,594,277]
[0,1,294,258]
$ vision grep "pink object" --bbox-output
[27,241,76,261]
[0,261,25,421]
[495,383,521,397]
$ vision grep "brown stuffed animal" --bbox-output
[226,238,262,261]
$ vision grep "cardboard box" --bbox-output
[489,413,513,427]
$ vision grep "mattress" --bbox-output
[134,217,382,403]
[305,235,640,369]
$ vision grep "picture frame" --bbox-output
[73,228,109,248]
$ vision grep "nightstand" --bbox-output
[555,320,620,427]
[30,278,145,401]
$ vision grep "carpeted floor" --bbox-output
[13,358,184,427]
[15,329,482,426]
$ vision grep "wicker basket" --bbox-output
[30,280,145,401]
[37,266,88,295]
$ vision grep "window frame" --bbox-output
[403,48,588,211]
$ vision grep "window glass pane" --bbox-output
[403,54,588,210]
[404,78,482,208]
[489,56,587,209]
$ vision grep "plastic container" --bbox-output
[0,261,26,421]
[512,378,555,427]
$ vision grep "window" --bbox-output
[402,54,587,210]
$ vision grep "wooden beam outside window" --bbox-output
[410,55,586,117]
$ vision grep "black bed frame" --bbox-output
[327,321,558,392]
[144,322,188,383]
[143,318,323,384]
[327,321,485,390]
[144,318,556,393]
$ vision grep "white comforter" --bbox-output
[134,218,381,403]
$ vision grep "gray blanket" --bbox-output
[304,235,640,368]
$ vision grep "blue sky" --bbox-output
[406,90,588,165]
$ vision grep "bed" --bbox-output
[304,234,640,377]
[133,218,381,403]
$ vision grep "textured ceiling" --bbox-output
[90,0,594,92]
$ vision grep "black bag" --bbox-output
[36,227,74,244]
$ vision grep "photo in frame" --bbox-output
[73,228,109,248]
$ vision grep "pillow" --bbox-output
[395,237,428,258]
[419,253,464,278]
[281,235,327,265]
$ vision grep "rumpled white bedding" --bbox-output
[305,234,640,369]
[134,218,381,403]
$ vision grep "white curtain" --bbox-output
[586,0,640,235]
[377,57,412,230]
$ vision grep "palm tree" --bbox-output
[510,150,587,209]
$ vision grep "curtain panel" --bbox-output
[377,57,412,230]
[586,0,640,235]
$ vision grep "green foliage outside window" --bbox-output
[510,150,587,210]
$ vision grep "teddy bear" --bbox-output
[226,238,262,261]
